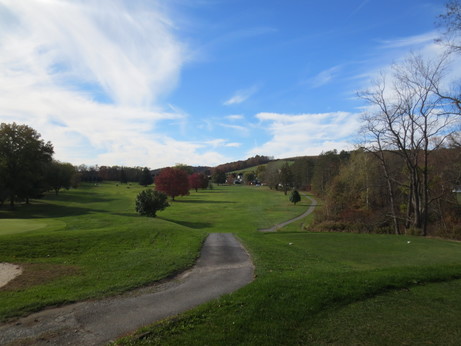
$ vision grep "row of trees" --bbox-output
[0,123,77,208]
[77,165,154,186]
[0,123,160,208]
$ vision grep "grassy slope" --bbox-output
[2,184,461,345]
[117,222,461,345]
[0,183,302,321]
[0,183,208,320]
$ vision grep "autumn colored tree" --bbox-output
[189,172,208,192]
[155,167,190,200]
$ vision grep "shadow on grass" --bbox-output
[45,191,117,204]
[111,212,139,217]
[0,202,107,219]
[159,217,213,229]
[173,199,236,204]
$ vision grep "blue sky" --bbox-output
[0,0,453,168]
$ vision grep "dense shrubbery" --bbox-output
[135,189,169,217]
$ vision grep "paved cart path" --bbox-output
[0,233,254,346]
[259,194,318,232]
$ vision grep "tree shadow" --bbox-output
[0,202,107,219]
[159,217,213,229]
[46,191,116,205]
[172,199,236,204]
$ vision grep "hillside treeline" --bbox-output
[243,145,460,239]
[310,147,460,239]
[215,155,272,173]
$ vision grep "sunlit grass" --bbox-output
[0,183,300,321]
[2,182,461,345]
[116,231,461,345]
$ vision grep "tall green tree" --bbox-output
[120,168,128,184]
[46,161,76,195]
[139,167,154,186]
[212,168,226,185]
[291,157,315,190]
[279,162,294,195]
[0,123,53,208]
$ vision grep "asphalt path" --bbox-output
[259,194,318,232]
[0,233,254,346]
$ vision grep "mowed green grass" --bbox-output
[0,183,303,321]
[117,226,461,344]
[1,183,461,345]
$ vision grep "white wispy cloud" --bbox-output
[224,85,259,105]
[0,0,227,168]
[225,114,245,121]
[248,112,360,158]
[308,65,342,88]
[205,139,241,148]
[378,31,439,50]
[219,123,251,136]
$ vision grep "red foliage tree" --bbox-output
[189,173,209,192]
[155,167,190,200]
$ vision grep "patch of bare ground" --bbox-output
[0,263,80,291]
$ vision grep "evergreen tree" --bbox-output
[139,167,153,186]
[289,190,301,205]
[120,168,128,184]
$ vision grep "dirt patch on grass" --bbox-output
[0,263,80,291]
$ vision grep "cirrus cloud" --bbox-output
[0,0,228,168]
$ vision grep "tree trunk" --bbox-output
[378,155,400,234]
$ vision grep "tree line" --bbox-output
[0,122,168,208]
[0,123,76,208]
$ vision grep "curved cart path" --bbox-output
[259,194,318,232]
[0,233,254,346]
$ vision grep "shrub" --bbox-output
[289,190,301,205]
[135,189,169,217]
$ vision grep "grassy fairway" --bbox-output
[0,183,302,321]
[0,183,208,321]
[117,229,461,345]
[1,184,461,345]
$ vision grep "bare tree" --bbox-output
[438,0,461,52]
[436,1,461,114]
[360,54,457,235]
